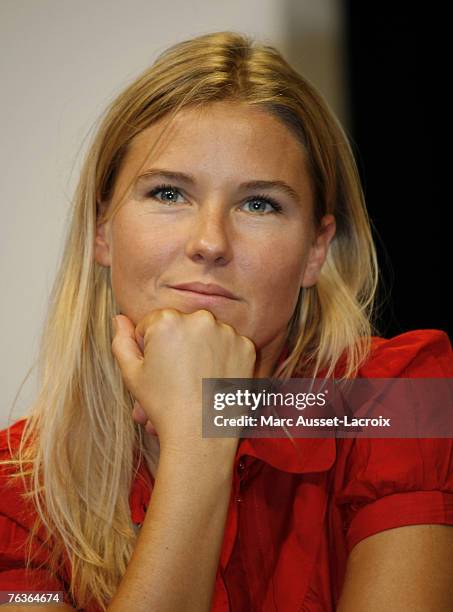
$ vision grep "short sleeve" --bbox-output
[337,438,453,553]
[336,329,453,553]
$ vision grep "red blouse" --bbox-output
[1,329,453,611]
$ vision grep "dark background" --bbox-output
[343,3,450,340]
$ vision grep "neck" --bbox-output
[253,332,288,379]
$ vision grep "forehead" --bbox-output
[116,102,313,209]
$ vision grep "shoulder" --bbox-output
[0,418,28,482]
[334,330,453,552]
[0,417,28,456]
[0,421,73,604]
[0,418,36,527]
[358,328,452,377]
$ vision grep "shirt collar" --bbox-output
[233,340,336,474]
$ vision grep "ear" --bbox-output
[94,202,112,268]
[301,214,336,288]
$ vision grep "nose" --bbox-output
[185,207,233,266]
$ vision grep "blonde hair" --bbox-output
[1,31,383,610]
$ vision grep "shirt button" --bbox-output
[235,496,243,503]
[237,459,245,475]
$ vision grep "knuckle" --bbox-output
[155,309,180,332]
[136,312,158,334]
[159,307,180,319]
[137,308,179,336]
[191,309,215,323]
[111,335,121,355]
[220,321,236,335]
[241,336,256,355]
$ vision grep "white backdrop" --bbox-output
[0,0,347,428]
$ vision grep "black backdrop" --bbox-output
[344,3,450,340]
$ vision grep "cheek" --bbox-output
[243,236,306,317]
[110,221,173,291]
[247,235,305,290]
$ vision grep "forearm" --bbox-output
[108,445,236,612]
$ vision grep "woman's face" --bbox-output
[95,101,336,375]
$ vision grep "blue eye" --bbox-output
[242,195,283,214]
[147,184,184,203]
[146,183,283,214]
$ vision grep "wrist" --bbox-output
[159,437,239,471]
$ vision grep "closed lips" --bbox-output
[170,282,238,299]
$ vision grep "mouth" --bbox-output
[168,282,239,300]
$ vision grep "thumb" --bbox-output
[111,315,143,388]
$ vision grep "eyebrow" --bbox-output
[136,168,301,204]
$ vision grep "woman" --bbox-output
[1,31,453,611]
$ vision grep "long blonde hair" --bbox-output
[2,31,383,610]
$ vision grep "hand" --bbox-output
[111,308,256,453]
[132,399,157,436]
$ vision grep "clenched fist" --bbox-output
[111,308,256,452]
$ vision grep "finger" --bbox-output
[132,400,148,425]
[135,308,180,353]
[145,420,157,436]
[132,400,157,436]
[137,333,145,354]
[111,315,143,388]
